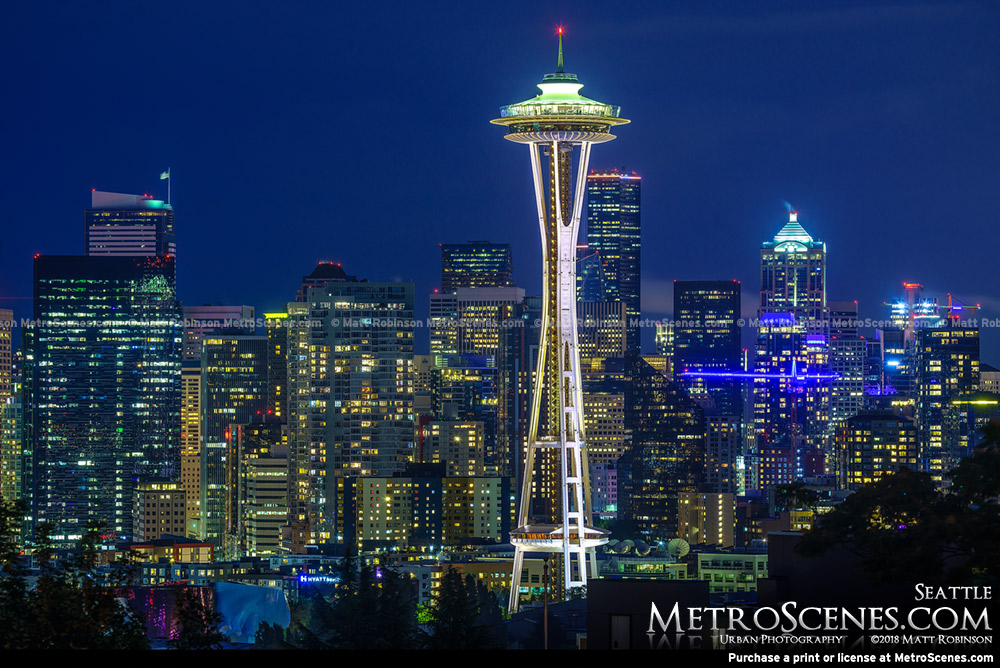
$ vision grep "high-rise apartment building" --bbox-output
[295,262,357,302]
[85,190,176,257]
[180,362,201,537]
[677,492,736,548]
[29,255,181,542]
[586,169,641,352]
[422,420,485,477]
[705,415,740,494]
[350,466,513,550]
[279,301,311,552]
[915,326,979,481]
[834,410,918,490]
[291,275,414,546]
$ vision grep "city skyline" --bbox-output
[2,2,998,360]
[1,5,998,654]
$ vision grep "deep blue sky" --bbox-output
[2,1,998,358]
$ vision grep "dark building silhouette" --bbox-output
[614,356,706,541]
[673,280,742,418]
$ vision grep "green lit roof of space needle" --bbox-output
[491,28,629,136]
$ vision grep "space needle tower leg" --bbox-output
[493,30,627,615]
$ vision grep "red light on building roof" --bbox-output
[557,26,563,34]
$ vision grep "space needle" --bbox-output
[492,29,628,613]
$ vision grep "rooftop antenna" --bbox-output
[556,26,564,73]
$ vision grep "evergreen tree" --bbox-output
[253,621,291,649]
[0,501,32,649]
[170,587,227,650]
[797,421,1000,587]
[426,569,500,649]
[0,513,148,649]
[279,548,423,650]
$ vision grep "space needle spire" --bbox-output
[491,29,629,614]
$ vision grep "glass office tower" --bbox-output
[29,254,181,542]
[586,170,641,352]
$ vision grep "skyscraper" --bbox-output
[673,280,742,417]
[279,301,312,553]
[0,309,11,402]
[291,274,414,546]
[200,335,269,551]
[180,303,256,538]
[429,287,523,475]
[575,244,606,302]
[181,305,256,361]
[828,300,866,434]
[577,301,627,371]
[759,210,826,325]
[415,354,503,475]
[29,254,181,542]
[85,190,176,257]
[752,210,832,480]
[440,241,514,293]
[619,355,706,541]
[915,326,979,481]
[295,262,357,302]
[492,31,628,611]
[585,169,641,352]
[233,415,287,557]
[1,371,23,505]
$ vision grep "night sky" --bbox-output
[2,1,998,358]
